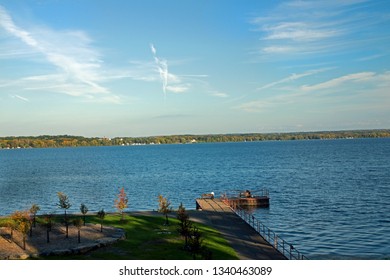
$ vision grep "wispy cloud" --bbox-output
[238,92,299,113]
[250,0,390,60]
[257,68,331,90]
[10,94,29,102]
[149,43,214,96]
[0,5,120,103]
[301,72,376,91]
[211,91,229,98]
[239,70,390,113]
[150,43,169,97]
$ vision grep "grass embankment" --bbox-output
[1,213,238,260]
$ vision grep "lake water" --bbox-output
[1,138,389,259]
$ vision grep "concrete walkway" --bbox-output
[191,198,286,260]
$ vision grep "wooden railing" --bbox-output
[223,199,308,260]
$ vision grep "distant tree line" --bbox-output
[1,129,390,149]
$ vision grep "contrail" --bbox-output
[150,43,168,98]
[11,94,29,102]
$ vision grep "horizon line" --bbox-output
[1,128,389,139]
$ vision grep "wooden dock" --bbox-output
[193,198,286,260]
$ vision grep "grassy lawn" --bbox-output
[84,213,238,260]
[1,213,238,260]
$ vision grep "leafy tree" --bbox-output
[114,187,128,221]
[73,218,83,243]
[57,192,71,238]
[97,209,106,232]
[10,210,31,250]
[158,194,172,225]
[19,220,31,250]
[80,203,88,226]
[29,204,40,228]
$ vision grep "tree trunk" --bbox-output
[47,229,50,243]
[78,230,80,243]
[65,210,68,238]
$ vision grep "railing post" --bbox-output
[274,234,278,249]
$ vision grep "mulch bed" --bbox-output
[0,223,125,259]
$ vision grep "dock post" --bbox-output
[274,234,278,249]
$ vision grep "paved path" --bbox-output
[191,198,286,260]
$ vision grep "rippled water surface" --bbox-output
[1,138,389,259]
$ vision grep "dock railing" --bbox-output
[223,189,269,198]
[222,199,308,260]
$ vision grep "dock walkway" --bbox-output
[192,198,286,260]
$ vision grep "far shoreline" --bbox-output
[1,129,390,150]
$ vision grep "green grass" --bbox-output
[87,213,237,260]
[1,213,238,260]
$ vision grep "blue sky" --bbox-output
[1,0,389,137]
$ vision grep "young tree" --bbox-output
[97,209,106,232]
[57,192,71,238]
[10,210,31,250]
[177,203,192,248]
[44,213,53,243]
[73,218,83,243]
[188,225,204,259]
[19,219,31,250]
[29,204,40,228]
[80,203,88,226]
[158,194,172,225]
[114,187,128,221]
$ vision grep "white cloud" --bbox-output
[211,92,229,98]
[10,94,29,102]
[150,43,169,97]
[166,85,189,93]
[262,46,295,54]
[301,72,376,91]
[251,0,389,59]
[149,44,213,96]
[263,21,340,41]
[238,93,297,112]
[257,68,331,90]
[240,70,390,113]
[0,5,119,103]
[238,100,271,112]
